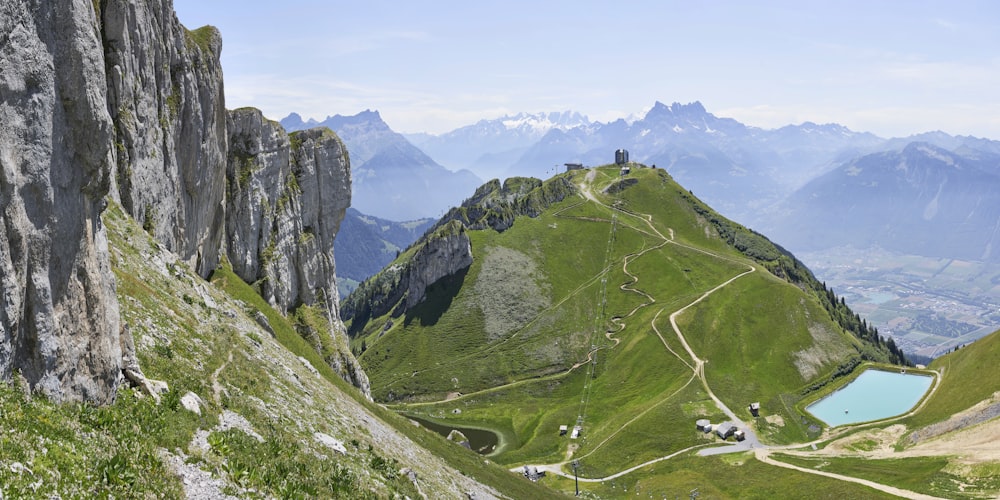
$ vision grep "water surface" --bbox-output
[807,369,933,426]
[408,415,499,454]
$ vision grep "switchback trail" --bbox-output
[515,171,762,476]
[521,172,940,498]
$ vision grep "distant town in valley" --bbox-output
[803,247,1000,359]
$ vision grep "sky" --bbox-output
[172,1,1000,139]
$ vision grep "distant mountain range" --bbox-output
[281,111,481,221]
[399,102,889,219]
[287,104,1000,272]
[398,102,1000,263]
[761,141,1000,263]
[406,111,591,180]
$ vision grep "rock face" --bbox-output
[226,108,349,319]
[102,0,227,278]
[0,1,367,402]
[0,0,123,403]
[406,222,474,309]
[341,221,473,331]
[226,108,368,397]
[340,177,571,331]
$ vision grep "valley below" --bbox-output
[801,246,1000,359]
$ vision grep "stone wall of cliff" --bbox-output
[341,176,574,337]
[406,221,474,309]
[102,0,227,278]
[341,220,474,332]
[0,0,367,402]
[226,108,368,397]
[0,0,123,403]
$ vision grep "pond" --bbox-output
[408,415,499,455]
[807,369,933,426]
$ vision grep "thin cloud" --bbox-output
[933,18,959,31]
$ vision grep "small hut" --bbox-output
[695,419,710,431]
[716,422,737,440]
[749,402,761,417]
[559,425,569,436]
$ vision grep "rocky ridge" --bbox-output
[341,176,575,334]
[226,107,368,396]
[341,221,474,332]
[0,0,365,402]
[406,221,474,309]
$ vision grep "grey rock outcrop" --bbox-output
[341,221,473,329]
[226,108,368,397]
[406,221,473,309]
[102,0,227,278]
[0,0,123,403]
[1,0,368,403]
[226,108,349,317]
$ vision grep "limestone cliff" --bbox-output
[102,0,227,278]
[0,0,367,402]
[406,221,474,309]
[341,176,575,334]
[0,0,123,403]
[341,221,473,331]
[226,108,368,397]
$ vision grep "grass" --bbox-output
[769,453,992,499]
[0,200,561,498]
[544,452,901,499]
[344,166,922,496]
[904,327,1000,429]
[0,384,187,497]
[676,270,858,443]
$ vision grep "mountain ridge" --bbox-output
[334,207,435,296]
[763,141,1000,263]
[345,166,904,407]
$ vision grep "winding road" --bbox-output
[510,170,946,498]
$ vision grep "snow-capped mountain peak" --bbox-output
[498,111,591,135]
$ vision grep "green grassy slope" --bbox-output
[906,327,1000,428]
[772,453,1000,499]
[344,165,906,495]
[0,202,559,498]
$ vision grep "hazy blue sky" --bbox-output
[173,1,1000,139]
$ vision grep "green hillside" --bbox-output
[905,327,1000,429]
[0,202,557,498]
[343,165,907,495]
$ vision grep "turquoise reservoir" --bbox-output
[807,369,933,426]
